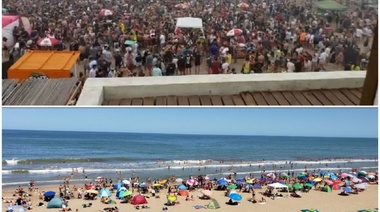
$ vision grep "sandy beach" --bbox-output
[3,182,377,212]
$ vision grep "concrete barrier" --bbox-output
[76,71,366,105]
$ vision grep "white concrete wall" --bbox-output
[76,71,366,105]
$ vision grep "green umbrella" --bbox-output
[304,183,313,188]
[124,40,135,45]
[281,173,290,178]
[293,183,303,189]
[122,190,133,197]
[285,184,292,188]
[227,184,237,189]
[301,209,320,212]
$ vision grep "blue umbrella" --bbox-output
[139,183,146,187]
[178,185,187,190]
[229,193,242,202]
[217,179,228,186]
[320,171,325,175]
[43,191,56,197]
[343,187,352,193]
[236,179,245,185]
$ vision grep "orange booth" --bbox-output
[8,51,81,80]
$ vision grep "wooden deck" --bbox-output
[102,88,362,106]
[3,78,79,105]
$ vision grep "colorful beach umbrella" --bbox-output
[178,185,187,190]
[293,183,303,189]
[201,190,212,196]
[167,194,177,202]
[301,209,320,212]
[217,179,228,186]
[107,199,116,204]
[86,190,98,194]
[43,191,56,196]
[122,190,133,197]
[229,193,242,202]
[236,179,245,184]
[159,179,167,184]
[99,9,113,16]
[341,173,348,178]
[304,183,313,188]
[246,178,254,184]
[227,28,243,37]
[227,184,237,189]
[122,180,131,185]
[187,179,196,186]
[324,180,333,185]
[152,183,161,187]
[281,173,290,178]
[295,190,303,197]
[178,190,189,196]
[37,37,59,46]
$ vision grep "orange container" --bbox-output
[8,51,80,80]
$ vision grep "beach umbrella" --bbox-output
[301,209,320,212]
[118,187,127,191]
[95,176,104,182]
[227,28,243,37]
[152,183,161,187]
[358,171,367,176]
[124,40,135,46]
[8,205,26,212]
[86,190,98,194]
[352,178,362,183]
[281,173,290,178]
[167,194,177,202]
[122,190,133,197]
[324,180,333,185]
[304,183,313,188]
[341,173,348,178]
[122,180,131,185]
[237,2,249,9]
[343,187,352,193]
[293,183,303,189]
[229,193,242,202]
[159,179,167,184]
[357,209,378,212]
[176,178,184,183]
[246,178,254,184]
[178,185,187,190]
[367,174,375,179]
[236,179,245,185]
[354,183,368,190]
[201,190,212,196]
[295,190,303,197]
[37,37,59,47]
[139,183,146,187]
[107,199,116,204]
[174,3,188,9]
[178,190,189,196]
[99,188,111,197]
[131,194,148,205]
[99,9,113,16]
[187,179,197,186]
[217,179,228,186]
[43,191,56,197]
[227,184,237,189]
[322,186,332,192]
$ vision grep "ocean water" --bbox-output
[2,130,378,187]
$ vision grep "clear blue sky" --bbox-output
[2,108,378,138]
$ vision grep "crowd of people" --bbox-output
[3,0,377,78]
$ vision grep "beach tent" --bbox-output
[99,188,112,197]
[131,194,148,205]
[322,185,332,192]
[268,183,289,189]
[253,183,262,189]
[47,197,63,208]
[313,0,348,11]
[207,199,221,209]
[175,17,204,36]
[2,15,19,48]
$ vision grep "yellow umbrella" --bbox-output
[313,178,322,182]
[159,179,167,184]
[246,179,254,184]
[86,190,98,194]
[152,184,161,187]
[167,195,177,202]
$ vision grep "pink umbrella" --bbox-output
[37,37,59,46]
[186,179,196,186]
[324,180,333,185]
[175,3,188,9]
[99,9,113,16]
[237,2,249,9]
[341,173,348,178]
[227,28,243,36]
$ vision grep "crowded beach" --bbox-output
[2,0,377,80]
[3,169,378,211]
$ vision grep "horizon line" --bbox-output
[3,128,378,139]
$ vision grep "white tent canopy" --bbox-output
[175,17,204,36]
[267,183,288,189]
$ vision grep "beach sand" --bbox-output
[3,183,377,212]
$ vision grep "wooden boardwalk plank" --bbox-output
[240,92,256,105]
[166,96,177,105]
[210,95,223,105]
[120,98,132,105]
[178,96,190,105]
[232,94,245,105]
[340,89,360,105]
[301,91,322,105]
[281,91,300,105]
[131,98,143,105]
[329,89,354,105]
[143,97,155,105]
[311,90,333,105]
[188,96,200,106]
[349,88,362,100]
[320,90,343,105]
[221,95,234,105]
[291,91,311,105]
[251,92,268,105]
[271,91,290,105]
[261,91,279,105]
[156,96,167,105]
[108,100,121,105]
[199,95,212,105]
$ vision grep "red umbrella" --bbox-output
[174,3,188,9]
[99,9,113,16]
[227,28,243,36]
[237,3,249,9]
[37,37,59,46]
